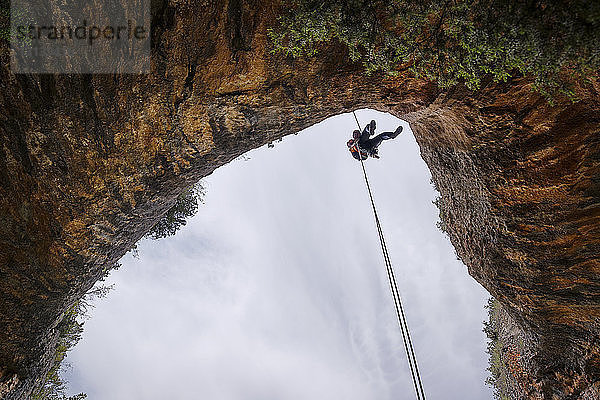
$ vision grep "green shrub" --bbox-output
[0,4,9,42]
[31,282,116,400]
[432,196,449,236]
[145,183,205,240]
[0,1,33,45]
[31,304,87,400]
[483,297,511,400]
[269,0,599,99]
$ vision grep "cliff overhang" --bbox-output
[0,1,599,398]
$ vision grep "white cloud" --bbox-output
[65,110,492,400]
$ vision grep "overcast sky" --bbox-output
[65,110,493,400]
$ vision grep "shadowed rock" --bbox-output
[0,0,599,398]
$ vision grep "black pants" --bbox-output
[357,125,400,154]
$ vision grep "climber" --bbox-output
[347,119,403,160]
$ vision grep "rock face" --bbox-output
[0,0,598,398]
[409,85,600,398]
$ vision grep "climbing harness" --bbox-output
[351,111,426,400]
[347,139,369,160]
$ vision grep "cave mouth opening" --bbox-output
[62,110,493,399]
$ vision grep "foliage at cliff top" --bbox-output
[269,0,599,99]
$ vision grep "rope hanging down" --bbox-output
[352,111,426,400]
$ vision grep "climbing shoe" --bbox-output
[393,125,403,137]
[369,120,376,134]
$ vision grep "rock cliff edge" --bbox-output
[0,0,599,398]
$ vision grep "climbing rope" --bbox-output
[351,111,426,400]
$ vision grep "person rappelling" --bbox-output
[347,119,403,160]
[346,112,426,400]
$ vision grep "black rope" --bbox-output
[351,111,426,400]
[353,111,362,132]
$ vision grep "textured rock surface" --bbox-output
[0,0,599,398]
